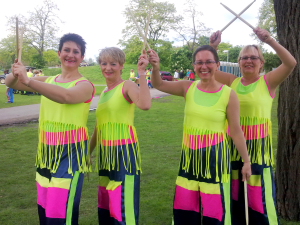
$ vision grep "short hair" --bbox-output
[193,45,219,63]
[238,45,265,72]
[98,47,126,65]
[58,33,86,56]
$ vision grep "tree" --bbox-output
[274,0,300,221]
[172,0,211,53]
[122,0,182,47]
[169,45,193,72]
[253,0,277,42]
[7,0,61,57]
[262,51,280,72]
[44,49,59,67]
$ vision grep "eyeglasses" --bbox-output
[240,56,260,61]
[194,61,217,66]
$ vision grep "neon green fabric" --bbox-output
[230,76,274,165]
[36,75,92,174]
[182,81,232,182]
[95,81,141,173]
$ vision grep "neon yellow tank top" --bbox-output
[37,75,92,173]
[182,81,232,182]
[231,76,274,165]
[95,81,141,173]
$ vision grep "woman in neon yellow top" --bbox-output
[90,47,151,225]
[149,45,251,225]
[7,33,95,225]
[210,28,297,225]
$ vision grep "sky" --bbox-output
[0,0,265,61]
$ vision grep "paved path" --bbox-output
[0,88,170,126]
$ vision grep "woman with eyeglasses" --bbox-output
[210,27,297,225]
[148,46,251,225]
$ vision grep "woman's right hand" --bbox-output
[13,60,30,86]
[242,162,252,181]
[210,31,222,49]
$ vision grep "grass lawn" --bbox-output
[0,92,299,224]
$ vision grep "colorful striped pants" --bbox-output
[232,161,279,225]
[173,147,232,225]
[36,143,87,225]
[97,143,140,225]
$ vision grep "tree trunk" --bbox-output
[274,0,300,221]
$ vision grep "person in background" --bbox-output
[33,69,40,77]
[149,46,251,225]
[4,70,14,103]
[189,69,195,81]
[129,69,136,81]
[173,69,179,81]
[39,69,44,76]
[179,70,185,79]
[147,68,153,88]
[186,69,191,80]
[6,33,94,225]
[210,27,297,225]
[90,47,151,225]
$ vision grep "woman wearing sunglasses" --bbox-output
[210,27,297,225]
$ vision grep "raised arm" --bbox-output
[124,50,151,110]
[8,60,94,104]
[227,90,251,181]
[210,31,237,86]
[256,27,297,91]
[148,49,191,97]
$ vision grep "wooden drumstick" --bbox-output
[220,0,256,32]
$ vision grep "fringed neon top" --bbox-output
[95,81,141,173]
[36,75,92,174]
[230,76,274,166]
[182,81,231,183]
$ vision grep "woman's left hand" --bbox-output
[254,27,273,44]
[242,162,252,181]
[138,50,149,71]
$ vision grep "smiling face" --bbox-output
[58,41,84,69]
[99,57,124,80]
[239,46,264,75]
[193,50,220,80]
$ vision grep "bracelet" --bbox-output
[25,78,32,87]
[244,161,251,164]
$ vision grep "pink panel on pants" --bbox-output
[98,186,109,210]
[108,186,123,222]
[173,185,200,212]
[232,179,239,201]
[37,183,47,208]
[200,192,223,221]
[248,184,264,213]
[46,187,69,219]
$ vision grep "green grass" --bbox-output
[0,94,299,225]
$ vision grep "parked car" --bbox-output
[0,74,5,84]
[160,71,173,81]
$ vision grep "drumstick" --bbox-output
[16,17,19,61]
[221,3,255,30]
[144,6,152,50]
[18,28,24,62]
[244,180,249,225]
[220,0,256,32]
